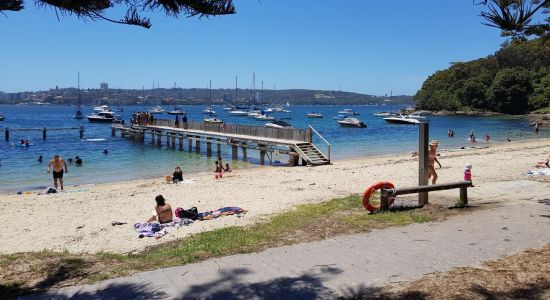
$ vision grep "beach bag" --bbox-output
[181,207,198,220]
[175,207,184,219]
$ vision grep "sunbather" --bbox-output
[535,154,550,168]
[147,195,173,224]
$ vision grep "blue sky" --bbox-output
[0,0,506,95]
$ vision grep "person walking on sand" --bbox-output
[427,140,442,184]
[47,154,68,191]
[485,133,490,142]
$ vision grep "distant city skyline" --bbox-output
[0,1,506,95]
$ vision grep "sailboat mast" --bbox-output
[235,76,238,108]
[209,80,212,108]
[77,72,81,106]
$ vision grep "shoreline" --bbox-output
[0,134,545,195]
[0,137,549,254]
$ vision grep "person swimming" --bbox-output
[75,156,82,165]
[38,155,43,162]
[103,149,108,154]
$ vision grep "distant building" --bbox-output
[100,82,109,90]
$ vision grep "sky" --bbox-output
[0,0,507,95]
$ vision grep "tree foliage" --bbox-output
[478,0,550,41]
[0,0,235,28]
[415,39,550,114]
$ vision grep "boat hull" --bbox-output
[87,117,114,123]
[384,118,419,124]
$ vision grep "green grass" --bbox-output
[0,194,456,299]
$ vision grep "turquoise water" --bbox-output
[0,104,547,192]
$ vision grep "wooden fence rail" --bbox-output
[151,119,312,143]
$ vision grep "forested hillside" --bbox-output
[415,39,550,114]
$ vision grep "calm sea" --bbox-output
[0,104,546,192]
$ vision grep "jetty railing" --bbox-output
[309,125,330,162]
[150,119,312,143]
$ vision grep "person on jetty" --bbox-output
[172,166,183,183]
[147,195,173,224]
[47,154,68,191]
[535,154,550,168]
[75,156,82,165]
[427,140,442,184]
[214,161,224,179]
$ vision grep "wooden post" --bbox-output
[4,128,8,141]
[459,186,468,206]
[206,138,212,156]
[151,131,155,145]
[42,127,47,140]
[178,135,183,150]
[217,141,222,156]
[418,122,429,206]
[111,126,116,137]
[259,144,266,165]
[171,133,176,148]
[166,133,171,147]
[79,125,84,139]
[232,144,238,160]
[241,142,247,161]
[380,191,389,211]
[188,136,193,152]
[195,138,201,152]
[157,131,162,147]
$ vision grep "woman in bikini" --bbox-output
[147,195,173,224]
[427,140,442,184]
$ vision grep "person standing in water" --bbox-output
[47,154,68,191]
[427,140,442,185]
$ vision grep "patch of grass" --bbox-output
[0,195,461,299]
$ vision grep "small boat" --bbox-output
[0,114,5,121]
[337,117,367,128]
[223,106,232,111]
[407,112,427,120]
[94,105,110,112]
[204,117,224,124]
[229,110,249,116]
[73,109,83,119]
[281,109,292,113]
[285,101,290,107]
[247,111,261,118]
[333,114,347,120]
[255,114,276,121]
[383,115,420,125]
[373,112,392,117]
[87,111,117,123]
[265,120,293,128]
[167,107,187,115]
[306,113,323,118]
[337,109,359,116]
[15,142,34,147]
[149,106,165,114]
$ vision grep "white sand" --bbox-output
[0,138,549,254]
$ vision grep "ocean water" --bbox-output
[0,104,547,192]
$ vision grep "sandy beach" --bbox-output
[0,138,548,254]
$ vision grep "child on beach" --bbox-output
[224,163,232,172]
[464,164,472,182]
[214,161,224,179]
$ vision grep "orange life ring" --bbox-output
[363,181,395,212]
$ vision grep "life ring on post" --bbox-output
[363,181,395,212]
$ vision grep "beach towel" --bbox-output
[134,218,194,238]
[527,168,550,176]
[198,207,247,221]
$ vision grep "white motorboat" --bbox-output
[333,114,347,120]
[337,117,367,128]
[407,112,427,120]
[255,114,275,121]
[337,109,360,116]
[281,109,292,113]
[87,111,116,123]
[167,107,187,115]
[204,117,224,124]
[229,110,249,116]
[0,114,5,121]
[373,112,392,117]
[265,120,293,128]
[247,111,261,118]
[384,115,420,124]
[94,105,110,112]
[149,106,165,114]
[202,107,217,115]
[223,106,232,111]
[306,113,323,118]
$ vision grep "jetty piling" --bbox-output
[418,122,429,205]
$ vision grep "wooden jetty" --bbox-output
[112,119,331,166]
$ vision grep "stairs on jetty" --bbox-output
[293,142,330,166]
